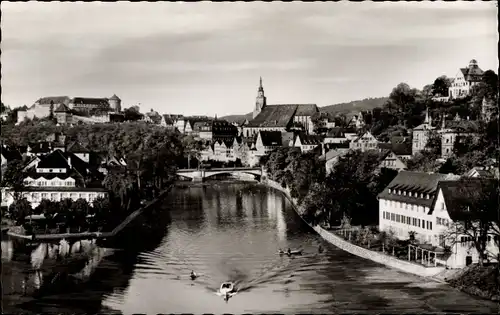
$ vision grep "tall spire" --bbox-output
[258,76,263,92]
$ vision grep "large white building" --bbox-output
[1,142,109,209]
[448,59,484,100]
[378,171,498,268]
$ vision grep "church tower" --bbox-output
[253,77,267,119]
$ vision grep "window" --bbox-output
[429,221,433,230]
[418,219,421,228]
[391,213,395,221]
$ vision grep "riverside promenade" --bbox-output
[262,179,447,279]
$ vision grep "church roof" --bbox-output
[294,104,319,116]
[109,94,121,101]
[246,105,298,128]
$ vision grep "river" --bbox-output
[2,182,498,314]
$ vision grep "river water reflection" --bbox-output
[2,183,498,313]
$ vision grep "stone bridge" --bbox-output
[176,167,264,182]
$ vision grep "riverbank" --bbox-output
[262,179,500,302]
[6,185,174,242]
[262,180,445,276]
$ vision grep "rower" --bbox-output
[318,245,324,253]
[190,270,197,280]
[287,248,291,256]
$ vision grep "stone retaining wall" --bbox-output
[264,179,445,278]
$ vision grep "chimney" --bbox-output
[467,116,470,121]
[67,156,71,168]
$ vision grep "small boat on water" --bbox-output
[278,249,302,256]
[219,282,235,295]
[190,271,198,280]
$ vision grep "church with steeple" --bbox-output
[244,77,319,137]
[253,77,267,119]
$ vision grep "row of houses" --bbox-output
[378,170,499,269]
[1,133,126,209]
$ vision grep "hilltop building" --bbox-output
[243,78,319,137]
[17,95,122,124]
[448,59,484,100]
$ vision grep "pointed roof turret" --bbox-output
[424,107,432,125]
[109,94,121,101]
[258,76,264,92]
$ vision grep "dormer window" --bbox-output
[409,192,412,197]
[388,189,392,194]
[403,191,406,196]
[426,194,430,199]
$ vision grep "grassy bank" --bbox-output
[447,264,500,301]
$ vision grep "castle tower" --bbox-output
[253,77,267,119]
[108,94,122,113]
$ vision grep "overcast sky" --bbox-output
[2,2,498,116]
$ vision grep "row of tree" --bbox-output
[262,147,398,227]
[7,197,111,233]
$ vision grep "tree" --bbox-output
[1,160,26,202]
[441,178,499,266]
[49,101,55,120]
[124,107,143,121]
[432,76,452,97]
[92,196,111,228]
[385,83,419,126]
[70,198,91,231]
[8,198,32,225]
[35,199,59,231]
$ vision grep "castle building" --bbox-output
[17,95,122,124]
[243,78,319,137]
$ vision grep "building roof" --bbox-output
[297,134,324,146]
[72,97,110,106]
[326,127,346,138]
[246,105,301,128]
[459,64,484,82]
[258,131,282,146]
[442,120,479,133]
[54,103,70,113]
[162,115,175,125]
[36,150,69,169]
[319,149,350,162]
[432,179,498,221]
[378,141,412,156]
[109,94,121,101]
[36,96,71,105]
[294,104,319,116]
[67,142,90,153]
[377,171,460,207]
